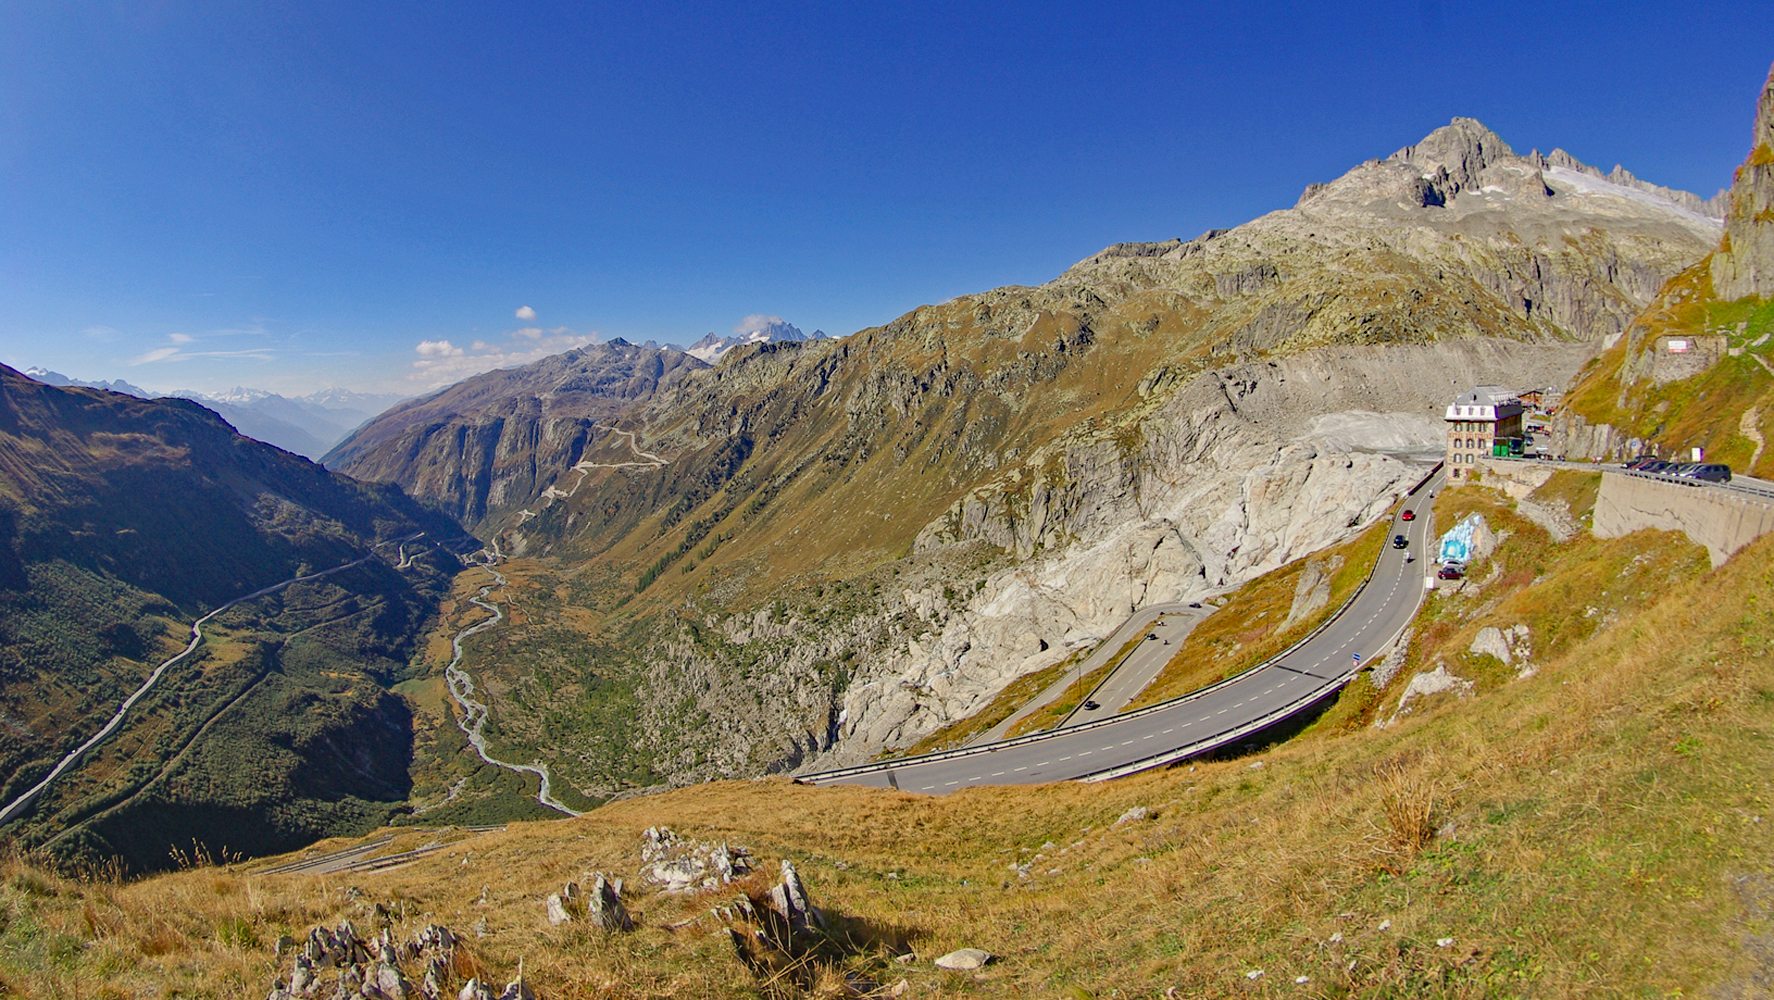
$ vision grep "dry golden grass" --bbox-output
[6,488,1774,997]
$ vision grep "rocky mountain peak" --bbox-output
[1711,61,1774,300]
[1387,117,1516,198]
[686,318,828,362]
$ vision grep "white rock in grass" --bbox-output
[934,947,994,970]
[1115,805,1151,826]
[544,892,572,926]
[1246,969,1264,980]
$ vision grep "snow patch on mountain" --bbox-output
[687,319,829,362]
[1544,166,1724,230]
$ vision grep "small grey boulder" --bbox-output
[934,947,994,971]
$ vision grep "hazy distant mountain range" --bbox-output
[19,368,405,459]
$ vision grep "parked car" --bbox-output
[1642,461,1674,474]
[1624,454,1657,470]
[1437,564,1464,580]
[1401,509,1415,521]
[1689,463,1733,483]
[1392,534,1409,549]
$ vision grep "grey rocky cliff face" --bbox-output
[628,337,1593,779]
[809,338,1587,762]
[1712,61,1774,301]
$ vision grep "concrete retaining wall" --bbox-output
[1593,473,1774,567]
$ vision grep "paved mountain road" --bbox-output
[802,469,1443,792]
[970,602,1212,745]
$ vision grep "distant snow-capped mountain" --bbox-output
[165,387,408,459]
[686,319,829,362]
[22,367,154,398]
[18,367,405,459]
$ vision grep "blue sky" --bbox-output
[2,3,1769,396]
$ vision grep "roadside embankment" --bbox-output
[1592,470,1774,566]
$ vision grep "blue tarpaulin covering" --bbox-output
[1438,515,1479,564]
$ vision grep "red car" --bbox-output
[1401,510,1415,521]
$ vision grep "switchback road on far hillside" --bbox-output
[0,534,429,829]
[800,467,1444,793]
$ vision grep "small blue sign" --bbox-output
[1352,652,1362,665]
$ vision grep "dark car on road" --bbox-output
[1392,534,1409,549]
[1684,463,1733,483]
[1437,564,1464,580]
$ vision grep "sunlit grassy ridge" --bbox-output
[3,475,1769,997]
[1564,263,1774,475]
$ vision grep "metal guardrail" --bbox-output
[798,462,1443,786]
[1490,455,1774,503]
[1078,678,1352,783]
[1077,517,1432,783]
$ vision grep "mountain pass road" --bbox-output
[802,467,1443,792]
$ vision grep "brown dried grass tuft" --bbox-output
[1372,758,1437,871]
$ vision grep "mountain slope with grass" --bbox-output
[1554,62,1774,472]
[376,118,1720,812]
[0,366,473,872]
[4,467,1771,998]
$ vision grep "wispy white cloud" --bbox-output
[415,339,464,358]
[130,346,276,365]
[409,326,598,387]
[129,329,275,366]
[130,346,180,365]
[734,313,784,333]
[515,305,536,321]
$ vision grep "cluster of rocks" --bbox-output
[639,825,753,892]
[1470,623,1535,678]
[1381,664,1476,727]
[266,918,533,1000]
[543,873,631,931]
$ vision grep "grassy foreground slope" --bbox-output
[1,474,1769,996]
